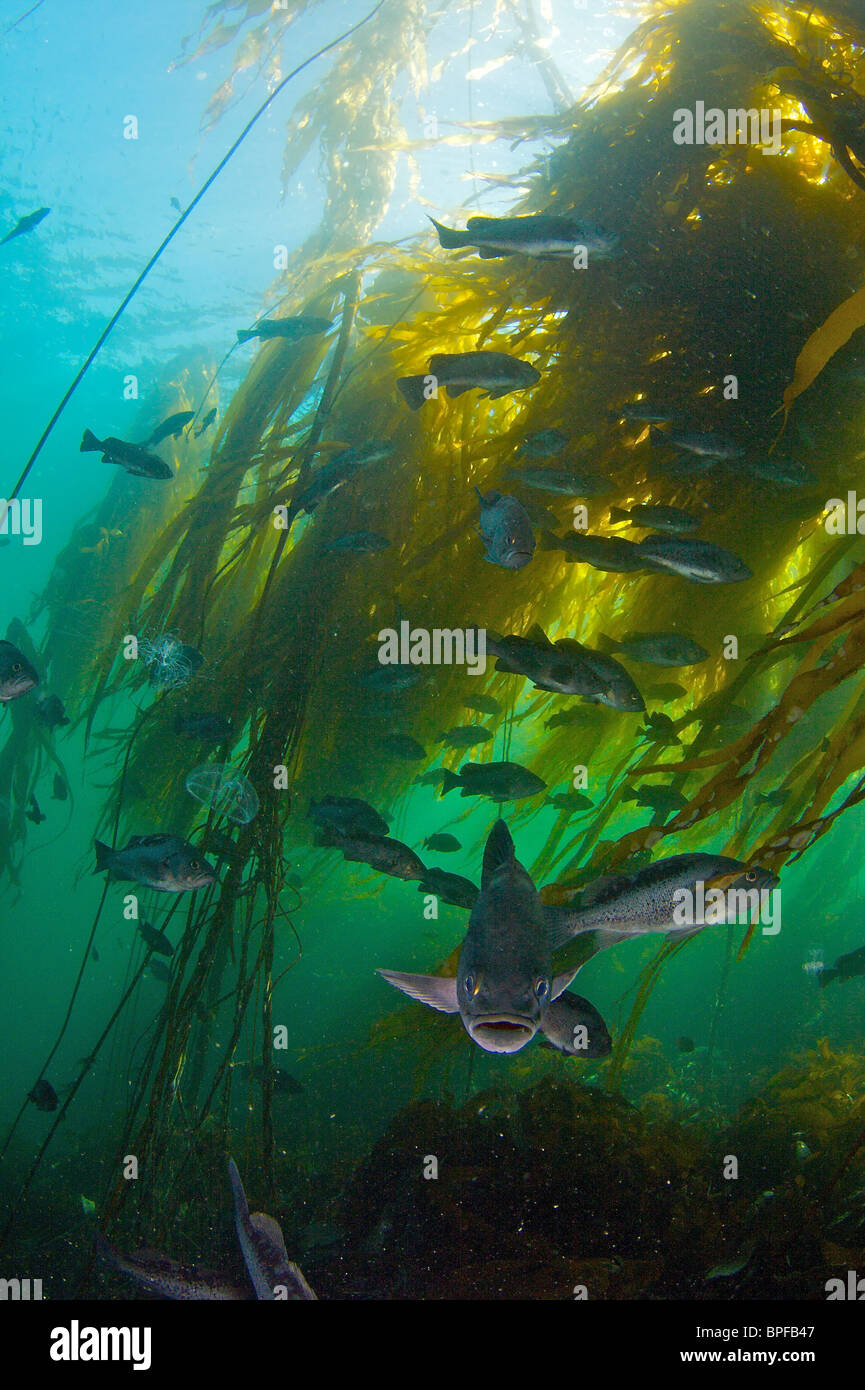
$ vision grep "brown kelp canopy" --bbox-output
[7,0,865,1256]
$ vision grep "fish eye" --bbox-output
[189,859,200,870]
[535,978,549,999]
[12,663,21,673]
[745,869,757,882]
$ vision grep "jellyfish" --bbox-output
[139,632,205,690]
[185,764,259,824]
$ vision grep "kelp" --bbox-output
[8,0,865,1266]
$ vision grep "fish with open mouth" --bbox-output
[380,819,610,1055]
[475,488,536,569]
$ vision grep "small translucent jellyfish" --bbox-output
[139,632,204,691]
[185,764,259,824]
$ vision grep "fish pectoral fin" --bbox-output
[250,1212,288,1258]
[593,928,636,951]
[543,904,590,949]
[377,970,459,1013]
[551,967,580,999]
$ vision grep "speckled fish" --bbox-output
[96,1232,250,1300]
[228,1159,317,1300]
[308,795,389,837]
[488,627,606,697]
[475,488,536,569]
[0,640,39,703]
[381,820,606,1055]
[650,425,744,460]
[542,853,779,952]
[440,760,546,801]
[540,530,649,573]
[397,351,540,411]
[145,411,194,446]
[429,213,619,260]
[314,825,426,881]
[506,465,610,497]
[437,725,493,748]
[94,834,216,893]
[598,631,709,666]
[418,868,479,909]
[635,534,752,584]
[557,640,646,713]
[537,991,612,1058]
[608,504,699,533]
[80,429,173,480]
[236,315,332,344]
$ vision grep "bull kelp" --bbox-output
[3,0,865,1317]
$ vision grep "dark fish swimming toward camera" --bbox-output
[94,834,217,893]
[440,760,546,802]
[236,315,332,344]
[609,504,699,534]
[28,1079,58,1112]
[144,411,194,446]
[0,640,39,703]
[80,430,173,481]
[475,488,536,569]
[380,819,609,1055]
[1,206,50,246]
[35,693,69,729]
[397,351,540,411]
[537,990,612,1058]
[429,213,619,260]
[635,534,752,584]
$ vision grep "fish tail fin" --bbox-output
[236,329,255,344]
[80,429,101,453]
[608,506,629,524]
[818,967,838,989]
[538,529,561,552]
[439,769,461,796]
[94,840,114,873]
[595,632,618,654]
[396,375,429,411]
[428,216,466,249]
[481,818,514,884]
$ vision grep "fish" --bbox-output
[414,768,449,786]
[818,945,865,989]
[397,351,540,410]
[540,530,649,573]
[429,213,619,260]
[314,825,426,881]
[645,681,687,703]
[380,819,608,1054]
[463,693,501,717]
[639,712,681,745]
[94,834,217,893]
[195,407,217,437]
[35,693,69,729]
[568,642,646,713]
[25,795,45,825]
[138,921,175,957]
[294,441,390,514]
[598,631,709,667]
[173,712,232,741]
[474,488,536,569]
[326,531,390,554]
[80,430,173,481]
[732,457,816,487]
[422,832,462,853]
[144,411,194,446]
[417,869,479,909]
[95,1232,250,1301]
[536,991,612,1058]
[608,400,679,424]
[440,760,546,802]
[544,707,589,730]
[487,627,606,697]
[519,428,568,457]
[650,425,745,460]
[608,504,699,533]
[622,784,688,816]
[383,734,427,760]
[308,795,389,837]
[506,466,610,496]
[236,316,332,344]
[542,853,779,952]
[358,663,423,693]
[28,1079,58,1112]
[0,640,39,703]
[546,791,593,812]
[230,1062,303,1096]
[677,1036,696,1053]
[1,206,50,246]
[227,1159,317,1300]
[437,725,493,748]
[52,773,68,802]
[149,960,172,983]
[635,534,752,584]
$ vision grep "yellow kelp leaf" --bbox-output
[778,283,865,430]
